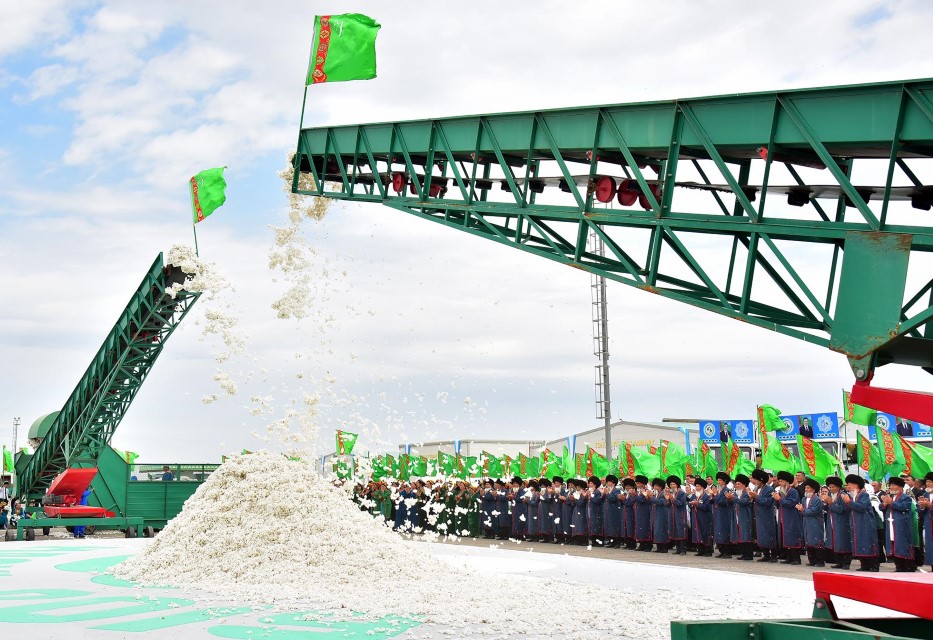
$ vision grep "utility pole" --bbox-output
[11,417,20,478]
[590,232,612,461]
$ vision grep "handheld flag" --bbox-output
[877,428,906,477]
[2,446,13,473]
[842,390,877,427]
[336,430,358,455]
[659,440,688,480]
[758,404,785,431]
[307,14,381,85]
[856,431,883,480]
[190,167,227,223]
[723,438,755,477]
[796,435,841,483]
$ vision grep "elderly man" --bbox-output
[823,476,852,570]
[773,471,802,565]
[844,474,879,572]
[882,477,917,572]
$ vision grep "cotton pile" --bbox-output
[113,452,771,639]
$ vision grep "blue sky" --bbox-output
[2,0,932,462]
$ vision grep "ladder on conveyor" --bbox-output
[17,253,199,500]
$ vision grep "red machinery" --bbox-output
[672,571,933,639]
[42,468,114,518]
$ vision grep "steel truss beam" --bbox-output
[19,254,199,498]
[294,78,933,380]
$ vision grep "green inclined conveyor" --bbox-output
[16,253,199,503]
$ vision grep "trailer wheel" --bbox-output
[125,527,137,538]
[4,529,14,541]
[42,527,51,536]
[144,526,155,538]
[66,526,74,533]
[24,528,35,541]
[86,526,96,536]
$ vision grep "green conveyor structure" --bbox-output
[293,78,933,424]
[17,253,199,501]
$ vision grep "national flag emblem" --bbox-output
[190,167,227,223]
[307,14,380,85]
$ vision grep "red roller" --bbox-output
[617,179,638,207]
[391,172,406,194]
[639,184,662,210]
[594,176,616,203]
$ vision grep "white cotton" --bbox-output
[111,452,772,639]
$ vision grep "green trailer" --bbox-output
[13,445,218,538]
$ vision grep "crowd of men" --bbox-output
[353,470,933,573]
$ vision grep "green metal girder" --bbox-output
[295,78,933,373]
[18,254,199,499]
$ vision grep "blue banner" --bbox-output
[773,412,840,442]
[868,412,932,441]
[699,419,755,445]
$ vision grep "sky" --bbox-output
[1,0,932,463]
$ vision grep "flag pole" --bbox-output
[192,222,200,257]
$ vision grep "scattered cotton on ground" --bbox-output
[113,453,774,639]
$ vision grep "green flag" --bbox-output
[629,444,660,479]
[458,455,479,478]
[585,447,610,478]
[843,390,877,427]
[697,442,719,478]
[2,446,13,473]
[618,442,636,477]
[659,440,688,480]
[877,428,907,477]
[796,435,841,483]
[518,452,539,477]
[540,449,562,478]
[723,438,755,478]
[480,451,503,477]
[903,439,933,477]
[856,431,883,480]
[336,430,358,455]
[306,14,381,85]
[438,451,456,475]
[561,446,575,478]
[411,455,427,477]
[759,430,798,474]
[190,167,227,223]
[757,404,786,431]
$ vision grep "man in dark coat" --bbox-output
[494,479,510,540]
[480,479,496,538]
[844,474,879,572]
[750,469,777,562]
[731,473,755,560]
[621,477,638,549]
[571,479,589,545]
[882,477,917,572]
[773,470,803,565]
[712,472,735,558]
[798,478,826,567]
[526,480,540,541]
[650,477,671,553]
[602,474,623,548]
[586,476,604,546]
[559,476,573,543]
[634,475,653,551]
[668,475,688,555]
[689,477,713,556]
[509,477,527,540]
[823,476,852,569]
[537,478,553,543]
[919,472,933,571]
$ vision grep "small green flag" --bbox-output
[561,446,575,478]
[796,435,841,483]
[190,167,227,223]
[629,444,661,479]
[307,14,380,85]
[438,451,456,475]
[659,440,688,480]
[759,430,798,474]
[584,447,610,478]
[723,438,755,478]
[618,442,636,477]
[336,430,358,455]
[877,428,907,478]
[758,404,786,431]
[695,442,719,479]
[458,455,478,479]
[411,455,428,477]
[540,449,562,478]
[518,452,539,477]
[480,451,503,477]
[903,439,933,477]
[856,431,883,480]
[2,446,13,473]
[843,390,877,427]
